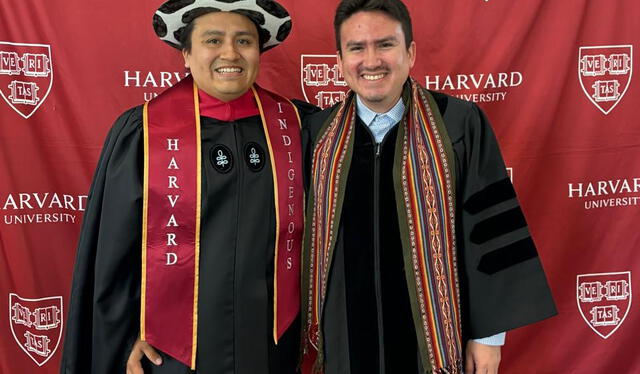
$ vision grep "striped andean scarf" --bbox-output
[302,78,464,374]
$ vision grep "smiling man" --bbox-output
[300,1,557,374]
[60,1,316,374]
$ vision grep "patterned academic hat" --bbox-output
[152,0,292,52]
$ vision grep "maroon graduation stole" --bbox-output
[141,75,303,369]
[302,78,463,374]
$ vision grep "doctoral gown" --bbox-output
[302,90,557,374]
[61,100,316,374]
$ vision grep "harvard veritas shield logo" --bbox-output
[578,45,632,115]
[576,271,631,339]
[9,293,63,366]
[0,41,53,119]
[300,54,349,109]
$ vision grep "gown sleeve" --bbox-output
[450,102,557,340]
[60,106,144,374]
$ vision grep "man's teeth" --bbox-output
[216,67,242,73]
[363,74,385,80]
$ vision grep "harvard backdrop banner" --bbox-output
[1,0,638,373]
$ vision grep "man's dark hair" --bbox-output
[334,0,413,53]
[179,21,198,53]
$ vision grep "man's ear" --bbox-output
[182,49,190,69]
[408,41,416,69]
[407,41,417,68]
[336,51,343,76]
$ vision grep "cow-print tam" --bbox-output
[153,0,292,51]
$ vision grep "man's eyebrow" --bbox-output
[345,40,364,48]
[199,30,257,37]
[345,36,398,47]
[375,36,399,44]
[200,30,225,37]
[234,31,257,37]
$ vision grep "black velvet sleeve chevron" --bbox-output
[466,179,538,274]
[457,103,540,275]
[440,97,556,340]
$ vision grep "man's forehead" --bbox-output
[340,12,404,41]
[192,11,259,33]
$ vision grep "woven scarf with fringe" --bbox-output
[301,78,464,374]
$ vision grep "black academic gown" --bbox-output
[61,100,316,374]
[302,90,557,374]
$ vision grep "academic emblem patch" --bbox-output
[0,41,53,119]
[300,54,349,109]
[9,293,63,366]
[578,45,632,115]
[244,142,265,172]
[576,271,632,339]
[210,144,233,173]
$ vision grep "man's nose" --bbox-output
[362,47,381,69]
[220,41,240,60]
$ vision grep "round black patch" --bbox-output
[152,14,168,37]
[232,9,266,25]
[244,142,266,172]
[257,0,289,18]
[210,145,233,173]
[159,0,196,14]
[182,7,221,24]
[276,20,291,42]
[173,26,188,46]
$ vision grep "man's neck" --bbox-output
[357,92,403,113]
[198,88,259,121]
[356,95,404,116]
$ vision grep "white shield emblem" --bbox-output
[578,45,632,115]
[576,271,631,339]
[9,293,63,366]
[0,41,53,119]
[300,54,349,109]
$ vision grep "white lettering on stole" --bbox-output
[168,157,179,169]
[275,104,297,272]
[282,135,291,146]
[168,176,179,189]
[166,253,178,265]
[167,214,178,227]
[167,195,180,207]
[165,138,181,266]
[167,139,179,151]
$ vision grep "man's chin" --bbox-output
[214,85,252,98]
[358,94,388,107]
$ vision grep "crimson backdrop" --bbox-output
[1,0,639,373]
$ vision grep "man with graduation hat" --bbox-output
[60,1,316,373]
[300,0,557,373]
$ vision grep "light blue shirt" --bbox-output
[355,95,506,346]
[356,95,405,143]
